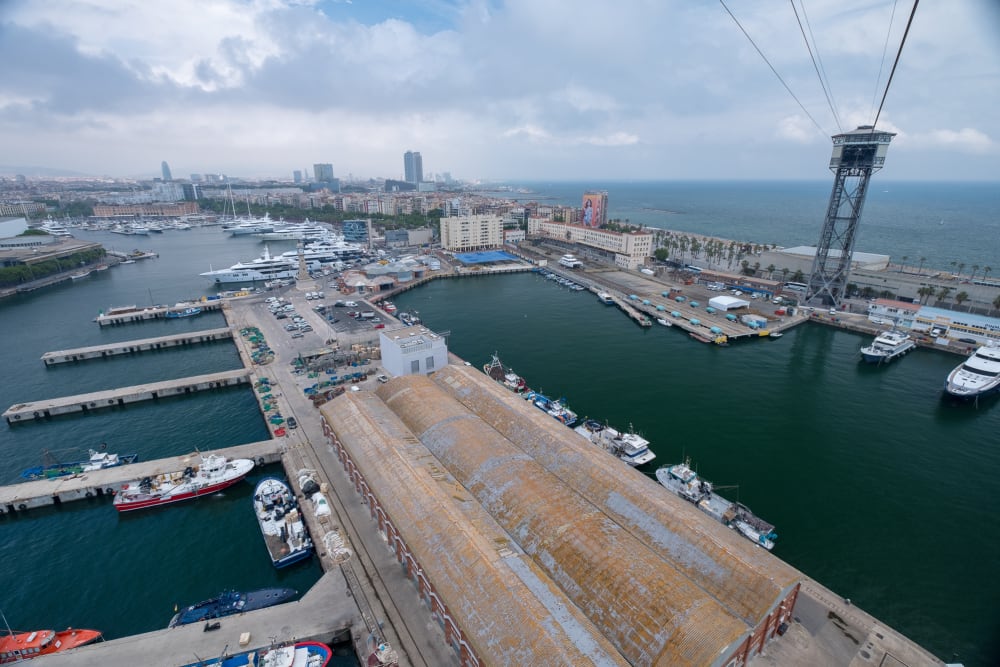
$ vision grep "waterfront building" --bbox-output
[321,365,803,666]
[403,150,423,185]
[909,305,1000,346]
[0,201,46,216]
[759,246,890,279]
[440,214,503,252]
[503,228,525,244]
[866,298,920,327]
[527,217,652,269]
[581,190,608,227]
[378,326,448,377]
[181,183,201,201]
[92,202,199,217]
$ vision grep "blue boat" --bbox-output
[179,640,332,667]
[523,391,578,426]
[165,306,202,318]
[21,447,138,480]
[168,588,297,628]
[253,478,314,568]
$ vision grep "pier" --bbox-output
[95,300,222,326]
[2,369,251,423]
[41,328,233,365]
[0,440,283,514]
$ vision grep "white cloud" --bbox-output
[0,0,997,180]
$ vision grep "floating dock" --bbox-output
[0,440,282,514]
[41,328,233,365]
[95,300,222,326]
[2,369,251,423]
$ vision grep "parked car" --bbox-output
[287,417,298,429]
[345,301,358,307]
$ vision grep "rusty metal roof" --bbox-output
[321,393,631,666]
[433,363,802,625]
[375,376,750,666]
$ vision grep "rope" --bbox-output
[873,0,920,129]
[791,0,842,132]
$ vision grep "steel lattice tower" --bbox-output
[805,125,895,306]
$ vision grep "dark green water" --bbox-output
[0,230,323,659]
[1,227,997,665]
[393,272,1000,667]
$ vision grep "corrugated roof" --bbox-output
[433,363,802,625]
[377,376,750,666]
[320,394,631,666]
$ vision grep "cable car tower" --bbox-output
[805,125,895,306]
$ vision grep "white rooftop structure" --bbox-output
[379,326,449,377]
[709,295,750,311]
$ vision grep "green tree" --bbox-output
[781,267,790,282]
[955,291,969,311]
[917,257,926,275]
[971,265,980,281]
[917,286,935,304]
[937,286,952,303]
[740,260,750,275]
[900,255,908,272]
[791,270,805,283]
[766,264,776,279]
[993,293,1000,315]
[984,266,993,283]
[654,247,669,262]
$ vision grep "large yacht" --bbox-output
[199,246,298,284]
[222,214,276,235]
[944,343,1000,399]
[860,330,916,364]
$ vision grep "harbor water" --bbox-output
[0,180,998,666]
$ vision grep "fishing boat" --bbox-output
[179,640,332,667]
[113,455,255,512]
[21,447,138,481]
[655,460,778,550]
[523,391,577,426]
[482,353,528,394]
[165,306,203,319]
[0,624,102,664]
[860,330,915,364]
[253,478,314,568]
[574,419,656,466]
[597,292,615,305]
[944,342,1000,399]
[168,588,297,628]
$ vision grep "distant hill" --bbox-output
[0,165,93,178]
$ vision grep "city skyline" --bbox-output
[1,1,998,182]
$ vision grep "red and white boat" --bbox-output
[0,627,102,663]
[482,353,528,394]
[113,455,255,512]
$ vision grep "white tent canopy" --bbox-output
[709,295,750,311]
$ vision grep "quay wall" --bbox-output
[2,369,251,423]
[41,328,233,365]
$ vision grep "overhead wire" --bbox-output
[718,0,828,137]
[873,0,919,130]
[792,0,842,132]
[869,0,900,120]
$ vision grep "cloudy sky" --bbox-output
[1,0,998,181]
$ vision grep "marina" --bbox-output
[95,300,222,326]
[0,223,995,664]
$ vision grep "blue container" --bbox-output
[689,318,701,326]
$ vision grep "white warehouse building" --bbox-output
[379,327,449,377]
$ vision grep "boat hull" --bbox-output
[0,628,102,663]
[253,477,315,568]
[114,457,254,512]
[169,587,297,628]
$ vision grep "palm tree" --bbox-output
[993,293,1000,315]
[971,265,980,282]
[983,266,992,283]
[781,267,790,282]
[955,291,969,311]
[958,262,966,279]
[900,255,908,273]
[917,257,926,275]
[766,264,776,279]
[937,286,952,303]
[917,286,935,304]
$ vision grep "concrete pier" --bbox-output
[2,369,251,423]
[95,300,222,326]
[39,571,357,667]
[42,328,233,365]
[0,440,283,514]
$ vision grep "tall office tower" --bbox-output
[805,126,895,307]
[314,163,334,182]
[404,151,423,184]
[293,170,302,184]
[161,161,172,182]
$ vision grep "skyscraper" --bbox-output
[404,151,423,184]
[161,161,172,182]
[313,163,334,182]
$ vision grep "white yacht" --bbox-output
[944,343,1000,399]
[254,222,330,241]
[223,214,276,235]
[574,419,656,466]
[558,254,582,268]
[199,246,298,284]
[860,330,916,364]
[278,240,364,268]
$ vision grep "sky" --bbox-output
[1,0,998,182]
